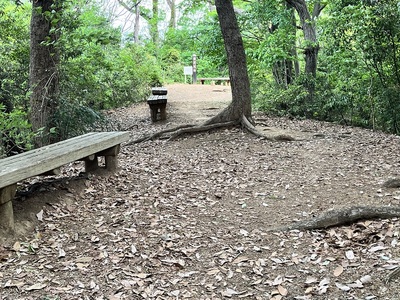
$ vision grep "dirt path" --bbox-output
[167,83,231,124]
[2,84,400,299]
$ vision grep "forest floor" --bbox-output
[2,83,400,299]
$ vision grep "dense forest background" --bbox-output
[1,0,400,156]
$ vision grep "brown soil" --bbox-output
[2,83,400,299]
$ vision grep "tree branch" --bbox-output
[269,206,400,231]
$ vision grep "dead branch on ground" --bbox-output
[268,206,400,231]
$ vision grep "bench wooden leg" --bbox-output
[0,184,16,232]
[160,104,167,120]
[150,106,158,122]
[98,145,120,172]
[105,156,118,171]
[85,156,99,172]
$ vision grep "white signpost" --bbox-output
[184,66,193,83]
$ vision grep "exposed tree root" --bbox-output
[127,124,196,144]
[167,121,238,141]
[127,114,296,145]
[268,205,400,231]
[383,178,400,188]
[241,115,295,141]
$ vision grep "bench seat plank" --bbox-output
[0,131,130,189]
[147,95,167,105]
[151,87,168,95]
[198,77,230,85]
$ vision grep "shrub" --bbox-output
[0,104,33,157]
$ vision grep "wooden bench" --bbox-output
[0,131,130,232]
[151,87,167,95]
[147,87,168,122]
[198,77,230,85]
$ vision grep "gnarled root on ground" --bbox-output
[268,205,400,232]
[127,115,295,144]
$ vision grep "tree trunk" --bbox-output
[134,4,140,43]
[151,0,159,47]
[204,0,252,125]
[286,0,320,77]
[29,0,60,147]
[166,0,176,29]
[270,5,297,88]
[117,0,142,43]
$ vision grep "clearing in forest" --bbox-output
[1,83,400,299]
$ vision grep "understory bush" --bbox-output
[50,97,118,141]
[0,104,33,157]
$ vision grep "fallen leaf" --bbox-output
[36,210,44,221]
[278,285,288,296]
[221,288,239,297]
[318,278,330,294]
[133,273,151,279]
[233,256,249,264]
[26,283,47,291]
[345,250,355,260]
[75,257,93,263]
[13,242,21,252]
[333,265,344,277]
[369,245,387,252]
[207,268,220,275]
[239,229,249,236]
[348,280,363,288]
[360,275,372,284]
[58,248,66,258]
[4,280,25,288]
[335,282,351,291]
[305,276,318,285]
[272,275,284,286]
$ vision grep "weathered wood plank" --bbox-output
[151,87,168,95]
[105,155,118,171]
[0,132,130,189]
[0,184,16,231]
[147,95,167,104]
[1,132,98,169]
[198,77,230,85]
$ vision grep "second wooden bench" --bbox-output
[147,87,168,122]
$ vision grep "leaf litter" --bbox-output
[1,84,400,299]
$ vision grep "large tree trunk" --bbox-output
[129,0,262,143]
[29,0,60,147]
[204,0,252,125]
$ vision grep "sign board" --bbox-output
[184,66,193,75]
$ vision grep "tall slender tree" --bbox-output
[166,0,176,29]
[29,0,61,147]
[117,0,142,43]
[286,0,325,77]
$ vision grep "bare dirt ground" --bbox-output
[2,83,400,299]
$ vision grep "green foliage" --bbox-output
[2,0,400,145]
[0,104,33,157]
[50,97,112,140]
[173,5,227,78]
[318,0,400,133]
[0,0,30,109]
[61,42,162,111]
